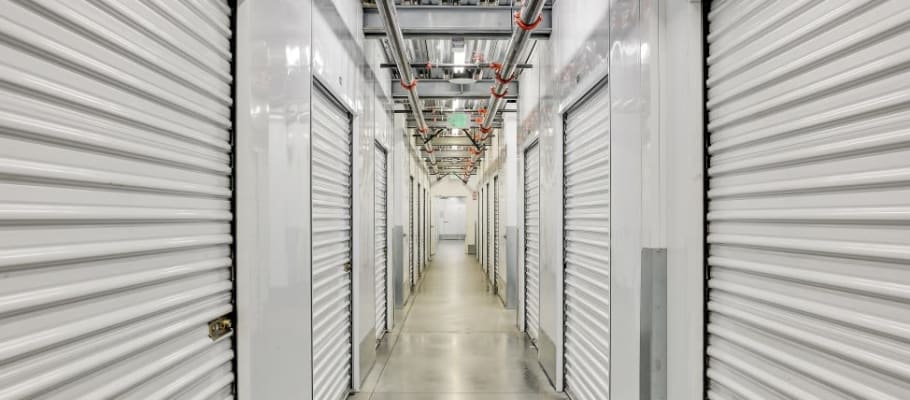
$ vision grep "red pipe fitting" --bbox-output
[514,11,543,31]
[400,79,418,90]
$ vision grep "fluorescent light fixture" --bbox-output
[453,48,466,73]
[452,99,461,111]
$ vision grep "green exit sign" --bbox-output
[447,113,469,129]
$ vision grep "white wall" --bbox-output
[517,0,705,398]
[436,196,467,236]
[236,0,394,396]
[431,177,476,252]
[236,0,315,398]
[391,114,431,304]
[659,1,705,398]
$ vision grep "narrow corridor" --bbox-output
[351,241,565,400]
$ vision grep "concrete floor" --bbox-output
[350,240,566,400]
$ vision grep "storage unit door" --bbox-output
[0,2,235,398]
[480,190,485,270]
[495,177,504,299]
[485,185,491,276]
[311,85,353,400]
[418,186,424,274]
[705,2,910,398]
[524,143,541,342]
[563,84,611,400]
[374,144,388,339]
[409,177,414,288]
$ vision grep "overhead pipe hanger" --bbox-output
[462,0,546,181]
[375,0,438,173]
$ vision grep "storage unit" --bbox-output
[486,183,492,279]
[495,176,504,299]
[311,84,353,400]
[0,1,235,398]
[419,185,425,274]
[374,143,388,340]
[705,2,910,398]
[480,188,485,270]
[563,83,611,400]
[425,188,430,261]
[409,176,415,288]
[524,142,541,342]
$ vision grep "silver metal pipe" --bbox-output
[375,0,438,169]
[482,0,546,131]
[464,0,546,179]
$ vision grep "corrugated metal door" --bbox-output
[563,83,611,400]
[409,176,415,288]
[705,2,910,398]
[311,85,352,400]
[374,144,388,340]
[495,176,504,299]
[0,1,235,398]
[418,185,424,275]
[486,183,492,279]
[425,189,430,263]
[525,142,541,342]
[480,189,485,269]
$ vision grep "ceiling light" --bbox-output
[453,48,466,73]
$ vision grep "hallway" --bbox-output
[351,241,565,400]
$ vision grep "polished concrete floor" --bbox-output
[350,240,566,400]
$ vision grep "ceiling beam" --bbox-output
[380,63,533,70]
[393,109,516,114]
[417,136,476,147]
[392,79,518,100]
[407,122,503,129]
[363,6,552,39]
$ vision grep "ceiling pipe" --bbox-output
[375,0,438,172]
[462,0,546,180]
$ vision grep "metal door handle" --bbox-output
[343,262,352,272]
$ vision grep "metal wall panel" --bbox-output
[525,142,541,342]
[706,2,910,398]
[563,84,611,400]
[0,1,235,398]
[311,85,353,400]
[374,144,388,340]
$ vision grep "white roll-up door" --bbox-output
[563,83,611,400]
[409,176,415,288]
[374,144,388,340]
[524,142,541,342]
[495,176,504,299]
[706,2,910,398]
[0,1,235,398]
[482,188,487,269]
[418,184,424,275]
[486,183,492,279]
[311,85,352,400]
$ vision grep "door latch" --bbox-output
[208,316,233,341]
